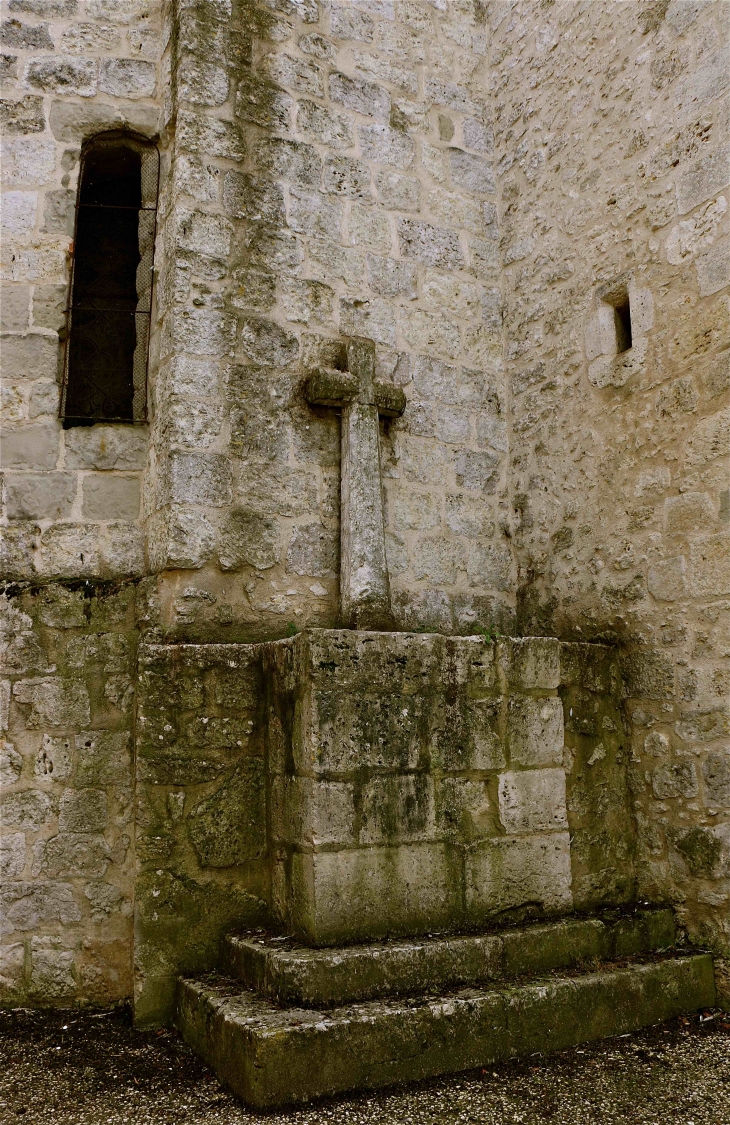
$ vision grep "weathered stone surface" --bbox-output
[508,697,564,767]
[223,907,677,1007]
[5,472,76,520]
[40,832,112,878]
[187,762,266,868]
[1,881,80,936]
[0,92,45,132]
[0,832,26,878]
[12,677,90,728]
[178,955,715,1108]
[498,769,568,835]
[63,425,147,470]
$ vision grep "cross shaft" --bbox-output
[304,337,405,630]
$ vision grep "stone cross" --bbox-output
[305,337,406,630]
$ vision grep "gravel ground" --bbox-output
[1,1005,729,1125]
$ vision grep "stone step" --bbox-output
[221,907,677,1007]
[176,952,716,1109]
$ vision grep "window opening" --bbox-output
[60,132,159,426]
[613,295,632,354]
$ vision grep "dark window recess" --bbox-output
[613,296,632,354]
[60,133,159,426]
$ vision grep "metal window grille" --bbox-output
[60,132,159,426]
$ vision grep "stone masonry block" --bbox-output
[688,533,728,598]
[82,474,140,521]
[1,789,54,830]
[398,218,464,269]
[0,833,27,879]
[1,334,58,379]
[296,99,354,149]
[466,833,573,921]
[376,171,419,210]
[58,788,108,833]
[322,154,370,196]
[433,698,505,772]
[24,56,97,97]
[1,882,80,937]
[500,638,561,690]
[37,523,101,577]
[0,136,55,187]
[360,775,436,845]
[330,5,374,42]
[12,677,90,728]
[253,136,321,186]
[63,425,148,470]
[0,943,24,993]
[29,940,75,998]
[449,149,495,194]
[168,453,231,508]
[676,144,730,215]
[0,286,30,332]
[437,777,493,843]
[508,697,564,768]
[1,523,39,578]
[498,769,568,835]
[0,93,45,133]
[359,123,414,170]
[290,843,460,943]
[98,58,156,98]
[271,777,356,849]
[329,72,390,121]
[5,472,75,519]
[39,833,112,880]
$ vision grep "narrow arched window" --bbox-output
[61,132,159,426]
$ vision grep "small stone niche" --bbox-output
[585,276,653,389]
[610,291,633,354]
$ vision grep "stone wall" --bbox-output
[146,0,514,641]
[489,0,730,959]
[1,0,164,582]
[1,580,138,1005]
[134,640,269,1023]
[1,0,728,1013]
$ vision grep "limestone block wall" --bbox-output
[147,0,515,641]
[1,0,165,582]
[488,0,730,957]
[267,631,633,945]
[134,640,269,1023]
[0,581,138,1005]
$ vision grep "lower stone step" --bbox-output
[221,907,676,1007]
[176,953,715,1109]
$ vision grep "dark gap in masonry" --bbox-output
[613,296,632,354]
[63,142,143,426]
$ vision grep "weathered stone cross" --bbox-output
[305,337,405,630]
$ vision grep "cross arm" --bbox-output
[304,367,359,408]
[304,366,406,417]
[373,381,406,418]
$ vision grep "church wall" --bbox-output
[1,580,138,1005]
[147,0,516,641]
[1,0,165,583]
[489,0,730,960]
[1,0,166,1008]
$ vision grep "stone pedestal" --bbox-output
[265,630,632,945]
[135,630,634,1021]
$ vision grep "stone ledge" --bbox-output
[176,953,715,1108]
[221,907,677,1008]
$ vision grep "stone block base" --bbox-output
[177,947,715,1108]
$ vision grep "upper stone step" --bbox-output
[176,953,715,1109]
[221,906,676,1007]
